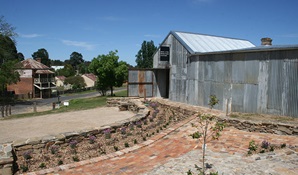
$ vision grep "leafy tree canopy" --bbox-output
[68,52,84,70]
[56,64,75,77]
[0,34,18,64]
[64,76,86,91]
[32,48,51,67]
[17,52,24,61]
[51,59,64,66]
[89,50,128,96]
[0,34,20,104]
[135,40,157,68]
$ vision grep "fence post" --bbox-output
[33,102,37,112]
[1,106,4,117]
[5,105,8,116]
[8,105,11,116]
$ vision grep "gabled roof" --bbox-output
[82,73,97,81]
[20,58,50,69]
[168,31,255,54]
[56,76,66,81]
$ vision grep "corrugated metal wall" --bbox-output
[152,33,298,117]
[188,50,298,117]
[128,70,154,97]
[128,69,169,98]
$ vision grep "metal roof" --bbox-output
[20,58,50,69]
[171,31,255,54]
[191,44,298,56]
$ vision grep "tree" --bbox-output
[0,16,18,43]
[69,52,84,70]
[89,50,128,96]
[56,64,75,77]
[51,59,64,66]
[17,52,24,61]
[0,34,20,105]
[0,34,18,63]
[64,76,86,91]
[0,17,19,106]
[189,95,225,175]
[135,40,157,68]
[32,48,51,66]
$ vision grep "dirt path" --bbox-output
[0,107,134,144]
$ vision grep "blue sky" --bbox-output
[1,0,298,66]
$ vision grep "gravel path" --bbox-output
[143,148,298,175]
[0,107,134,144]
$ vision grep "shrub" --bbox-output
[89,135,96,144]
[114,146,119,151]
[50,145,59,154]
[39,163,46,168]
[124,142,129,148]
[69,140,78,149]
[72,156,79,162]
[23,150,33,160]
[58,160,64,165]
[261,140,270,149]
[20,165,28,172]
[104,128,111,139]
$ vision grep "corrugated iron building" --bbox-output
[144,31,298,117]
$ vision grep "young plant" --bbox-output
[50,145,59,154]
[190,95,225,175]
[104,128,111,139]
[23,150,33,160]
[89,135,96,144]
[69,140,78,149]
[39,162,46,168]
[124,142,129,148]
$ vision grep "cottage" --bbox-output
[81,73,97,89]
[128,31,298,117]
[7,58,56,98]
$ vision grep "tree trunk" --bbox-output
[110,86,114,96]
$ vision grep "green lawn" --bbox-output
[6,90,127,120]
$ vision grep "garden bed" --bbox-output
[14,99,191,174]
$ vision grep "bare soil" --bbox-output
[228,112,298,125]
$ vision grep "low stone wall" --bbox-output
[218,116,298,136]
[0,144,13,175]
[154,98,298,136]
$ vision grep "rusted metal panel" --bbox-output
[128,69,154,97]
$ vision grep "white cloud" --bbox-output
[144,34,161,38]
[62,40,95,50]
[20,33,43,38]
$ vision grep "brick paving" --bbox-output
[28,116,298,175]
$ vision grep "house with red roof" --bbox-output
[7,58,56,98]
[81,73,97,89]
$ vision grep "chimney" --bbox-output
[36,58,41,63]
[261,37,272,46]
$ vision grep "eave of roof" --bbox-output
[190,44,298,56]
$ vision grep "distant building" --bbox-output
[51,66,64,71]
[7,58,56,98]
[81,73,97,88]
[55,76,66,87]
[128,31,298,117]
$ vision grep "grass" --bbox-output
[5,90,127,120]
